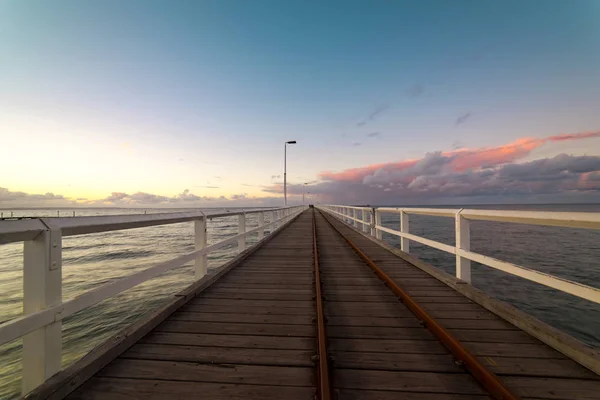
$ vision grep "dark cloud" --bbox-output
[367,132,381,138]
[452,140,464,150]
[407,84,424,98]
[455,113,472,126]
[352,142,362,147]
[356,104,390,127]
[275,152,600,205]
[0,187,66,202]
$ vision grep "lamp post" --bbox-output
[302,183,307,205]
[284,140,296,206]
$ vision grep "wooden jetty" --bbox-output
[1,205,600,399]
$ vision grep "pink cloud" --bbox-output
[320,131,600,181]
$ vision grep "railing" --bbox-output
[0,205,306,395]
[319,205,600,305]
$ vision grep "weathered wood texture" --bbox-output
[321,211,600,399]
[67,210,600,400]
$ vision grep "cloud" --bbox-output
[407,84,424,98]
[281,130,600,204]
[0,187,66,202]
[356,104,390,127]
[195,185,220,189]
[271,175,281,179]
[455,113,472,126]
[367,132,381,138]
[352,142,362,147]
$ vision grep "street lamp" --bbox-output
[284,140,296,206]
[302,183,307,205]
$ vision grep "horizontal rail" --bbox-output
[0,217,285,347]
[376,225,456,254]
[0,206,300,245]
[320,205,600,306]
[373,206,600,229]
[458,248,600,303]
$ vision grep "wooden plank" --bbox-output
[122,343,314,367]
[140,332,315,350]
[179,304,316,316]
[327,326,435,340]
[207,287,314,295]
[170,311,313,325]
[216,282,313,289]
[97,358,314,387]
[328,338,448,354]
[464,342,566,359]
[156,320,315,337]
[335,351,460,373]
[187,298,314,309]
[333,369,485,395]
[336,390,489,400]
[448,328,539,344]
[327,316,516,331]
[70,378,315,400]
[502,376,600,399]
[201,292,311,301]
[482,356,600,379]
[327,316,421,328]
[324,303,413,318]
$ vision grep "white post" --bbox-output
[22,222,62,395]
[258,212,264,240]
[400,211,410,253]
[353,208,357,227]
[238,212,246,252]
[370,208,376,237]
[362,208,368,233]
[456,211,471,283]
[375,209,382,240]
[194,217,207,278]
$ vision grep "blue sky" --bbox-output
[1,0,599,206]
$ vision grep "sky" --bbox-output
[1,0,600,207]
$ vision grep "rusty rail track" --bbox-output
[317,208,520,400]
[312,208,332,400]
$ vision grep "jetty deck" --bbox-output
[40,209,600,400]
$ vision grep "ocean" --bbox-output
[0,204,599,398]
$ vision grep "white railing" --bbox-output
[0,205,306,395]
[319,205,600,305]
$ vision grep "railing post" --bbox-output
[370,208,376,237]
[22,221,62,395]
[271,211,276,231]
[455,210,471,283]
[238,212,246,252]
[375,209,382,240]
[258,212,264,240]
[400,210,410,253]
[353,208,357,227]
[194,215,207,278]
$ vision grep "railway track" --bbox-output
[310,207,519,400]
